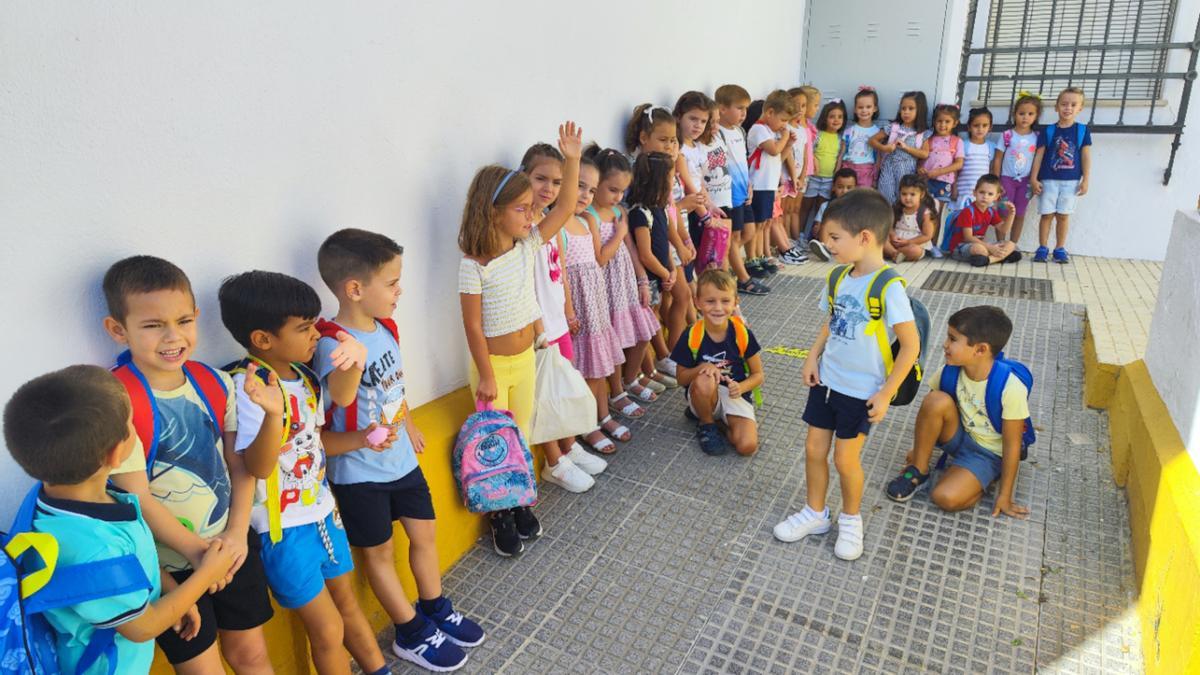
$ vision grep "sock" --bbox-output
[839,512,862,523]
[802,505,829,520]
[417,596,445,617]
[396,614,427,642]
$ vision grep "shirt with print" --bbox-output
[747,123,783,191]
[818,270,915,399]
[698,137,733,208]
[813,130,841,177]
[787,123,809,176]
[929,366,1030,456]
[669,320,762,403]
[629,206,673,283]
[957,139,995,196]
[842,123,878,164]
[111,369,238,572]
[533,234,569,339]
[1000,131,1038,179]
[35,490,161,675]
[719,125,750,206]
[1036,123,1092,181]
[315,321,419,485]
[233,367,335,534]
[948,203,1003,250]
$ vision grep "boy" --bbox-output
[947,174,1020,267]
[671,269,764,456]
[806,168,858,261]
[3,365,234,674]
[746,90,797,277]
[774,189,920,561]
[715,83,769,296]
[884,306,1030,519]
[314,228,482,672]
[1030,86,1092,263]
[218,271,389,675]
[102,255,274,674]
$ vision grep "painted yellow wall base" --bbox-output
[1083,318,1119,410]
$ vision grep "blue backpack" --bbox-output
[451,403,537,513]
[939,353,1037,459]
[1042,123,1087,157]
[2,486,154,675]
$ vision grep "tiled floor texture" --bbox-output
[369,273,1144,674]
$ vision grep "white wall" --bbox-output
[0,1,808,517]
[1145,210,1200,470]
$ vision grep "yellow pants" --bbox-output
[468,347,535,438]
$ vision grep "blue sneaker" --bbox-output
[393,619,468,672]
[697,423,728,456]
[419,597,486,648]
[1052,247,1070,263]
[1033,246,1049,263]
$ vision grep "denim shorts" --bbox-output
[1038,179,1080,215]
[951,242,979,261]
[802,384,871,439]
[750,190,776,223]
[804,176,833,199]
[939,426,1003,488]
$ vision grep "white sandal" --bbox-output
[599,415,631,442]
[609,393,645,418]
[582,429,617,455]
[625,380,659,402]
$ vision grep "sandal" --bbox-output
[625,380,658,402]
[650,371,679,389]
[640,375,667,394]
[609,393,645,419]
[885,464,930,503]
[582,429,617,455]
[599,415,631,442]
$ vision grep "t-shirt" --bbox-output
[669,321,762,402]
[930,366,1030,456]
[747,123,783,191]
[533,234,568,339]
[788,123,809,175]
[680,142,707,195]
[957,139,995,197]
[842,123,878,164]
[719,125,750,206]
[315,321,419,486]
[698,137,733,208]
[629,206,672,283]
[1000,131,1038,179]
[35,490,161,675]
[818,269,916,399]
[457,228,543,338]
[949,203,1003,249]
[924,135,964,183]
[1036,123,1092,181]
[233,366,335,533]
[111,369,238,573]
[813,130,841,177]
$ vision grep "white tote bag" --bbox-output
[529,347,597,444]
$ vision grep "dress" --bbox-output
[592,207,660,348]
[564,220,626,379]
[876,124,931,204]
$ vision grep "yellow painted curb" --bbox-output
[1083,317,1119,410]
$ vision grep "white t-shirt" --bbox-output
[788,123,808,174]
[533,233,568,340]
[818,270,916,399]
[680,142,707,194]
[698,137,733,208]
[747,123,783,191]
[719,125,750,206]
[842,123,879,164]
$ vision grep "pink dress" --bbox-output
[592,206,660,348]
[564,219,626,379]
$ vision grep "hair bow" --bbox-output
[1017,90,1042,100]
[858,85,875,92]
[828,97,843,104]
[938,102,960,110]
[643,105,669,124]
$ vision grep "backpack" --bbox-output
[826,265,931,405]
[939,353,1037,459]
[939,204,1004,253]
[2,485,154,675]
[686,315,762,407]
[110,352,228,475]
[451,403,537,513]
[314,318,401,430]
[1042,123,1087,154]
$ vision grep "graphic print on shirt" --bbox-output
[362,349,408,427]
[829,294,870,341]
[545,238,563,283]
[700,350,734,379]
[278,388,324,514]
[1051,134,1076,172]
[150,395,230,535]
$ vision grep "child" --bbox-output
[807,167,858,261]
[675,91,720,257]
[774,189,920,561]
[671,269,764,457]
[3,365,235,675]
[459,121,582,556]
[314,229,483,671]
[629,152,689,358]
[780,87,813,257]
[842,86,881,188]
[745,90,797,275]
[885,174,938,263]
[955,107,997,207]
[101,256,273,673]
[798,98,847,246]
[1030,87,1092,263]
[884,306,1031,519]
[874,91,931,205]
[948,174,1019,266]
[919,103,965,222]
[714,84,769,296]
[992,93,1043,246]
[218,271,388,675]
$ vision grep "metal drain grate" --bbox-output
[921,270,1054,301]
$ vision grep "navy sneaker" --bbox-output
[747,260,769,278]
[1033,246,1049,263]
[968,254,989,267]
[419,597,486,648]
[1052,247,1070,263]
[697,423,728,456]
[393,619,468,672]
[512,506,542,540]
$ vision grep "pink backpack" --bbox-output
[452,402,537,513]
[697,222,731,272]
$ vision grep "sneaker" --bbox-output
[894,252,907,264]
[1052,247,1070,263]
[656,358,678,378]
[542,456,595,493]
[650,371,679,388]
[696,423,728,456]
[393,620,468,672]
[489,511,523,557]
[929,246,944,259]
[762,258,780,274]
[1003,250,1023,263]
[808,239,831,261]
[641,376,667,394]
[1033,246,1049,263]
[512,506,542,540]
[834,514,864,561]
[737,279,770,296]
[968,254,989,267]
[885,464,930,502]
[780,249,808,265]
[565,442,608,475]
[773,507,832,543]
[747,259,769,278]
[418,597,486,648]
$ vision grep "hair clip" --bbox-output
[1017,90,1043,100]
[491,169,517,205]
[938,102,960,110]
[643,105,669,125]
[857,85,875,92]
[828,97,843,104]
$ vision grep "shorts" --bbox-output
[750,190,776,223]
[259,510,354,609]
[1038,178,1080,215]
[1000,175,1031,217]
[928,179,953,203]
[727,203,749,232]
[672,247,694,283]
[804,176,833,199]
[331,467,436,548]
[687,211,703,260]
[802,384,872,440]
[687,384,756,422]
[549,332,574,361]
[844,161,877,188]
[938,426,1003,488]
[155,533,273,664]
[951,242,980,261]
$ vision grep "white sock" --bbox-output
[802,505,829,520]
[838,512,862,524]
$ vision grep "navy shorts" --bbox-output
[939,426,1004,488]
[330,467,436,548]
[728,203,750,232]
[802,384,872,439]
[750,190,776,223]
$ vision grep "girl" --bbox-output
[992,93,1042,245]
[885,173,937,263]
[873,91,931,204]
[458,122,581,556]
[781,87,813,250]
[674,91,722,269]
[955,107,997,207]
[842,87,881,188]
[919,103,965,223]
[802,99,847,259]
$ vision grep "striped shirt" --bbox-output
[459,228,543,337]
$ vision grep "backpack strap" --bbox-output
[1075,123,1086,149]
[111,355,159,470]
[727,315,763,408]
[864,266,905,376]
[379,318,400,343]
[182,361,228,441]
[825,264,853,316]
[687,321,705,360]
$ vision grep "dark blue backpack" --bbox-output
[939,353,1037,459]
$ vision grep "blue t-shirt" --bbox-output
[669,321,762,402]
[315,320,419,485]
[1036,123,1092,181]
[818,269,916,400]
[34,489,161,675]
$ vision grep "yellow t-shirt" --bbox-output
[931,366,1029,456]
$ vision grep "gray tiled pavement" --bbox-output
[377,275,1143,674]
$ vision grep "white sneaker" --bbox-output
[834,513,864,561]
[656,358,678,378]
[773,507,832,543]
[808,239,831,262]
[542,456,594,493]
[894,251,907,264]
[565,442,607,476]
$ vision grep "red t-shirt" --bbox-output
[949,204,1002,250]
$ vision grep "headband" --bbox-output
[643,105,669,125]
[828,97,843,104]
[491,169,517,204]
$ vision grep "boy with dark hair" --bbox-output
[806,167,858,261]
[885,306,1031,518]
[218,270,389,675]
[948,174,1020,267]
[3,365,234,674]
[314,228,481,672]
[101,255,274,674]
[774,189,921,561]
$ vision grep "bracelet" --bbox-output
[637,278,650,287]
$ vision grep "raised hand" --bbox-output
[243,365,284,417]
[558,121,583,159]
[329,331,367,371]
